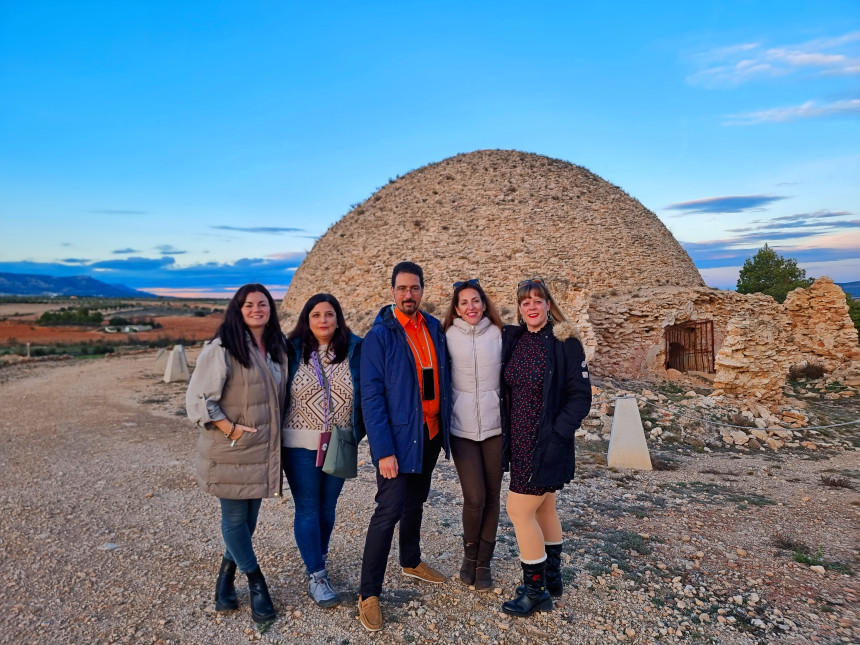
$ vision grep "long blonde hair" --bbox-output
[515,280,567,325]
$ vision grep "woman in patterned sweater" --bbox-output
[283,294,363,608]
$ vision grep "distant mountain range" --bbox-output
[0,270,854,300]
[0,272,157,298]
[838,281,860,299]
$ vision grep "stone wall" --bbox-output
[585,280,859,399]
[278,149,860,393]
[782,277,860,372]
[585,287,783,379]
[712,313,793,401]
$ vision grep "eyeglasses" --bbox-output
[394,285,423,295]
[517,278,544,287]
[453,278,480,289]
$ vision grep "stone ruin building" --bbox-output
[281,150,859,409]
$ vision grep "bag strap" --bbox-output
[310,350,334,432]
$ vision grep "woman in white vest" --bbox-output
[442,279,504,590]
[186,283,288,624]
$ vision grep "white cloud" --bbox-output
[688,32,860,88]
[766,49,845,67]
[790,229,860,251]
[724,99,860,125]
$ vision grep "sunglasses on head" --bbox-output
[453,278,480,289]
[517,278,544,287]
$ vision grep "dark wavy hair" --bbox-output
[216,283,286,368]
[287,293,351,364]
[442,280,503,331]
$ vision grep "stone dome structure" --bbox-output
[281,149,859,398]
[281,149,703,332]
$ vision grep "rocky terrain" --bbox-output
[0,350,858,645]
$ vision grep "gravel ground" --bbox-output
[0,350,858,645]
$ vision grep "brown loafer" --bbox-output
[358,595,383,631]
[402,561,446,584]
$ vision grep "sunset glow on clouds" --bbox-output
[0,2,856,296]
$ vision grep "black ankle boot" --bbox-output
[215,557,238,611]
[501,560,553,617]
[545,543,564,597]
[460,540,478,585]
[246,567,276,623]
[474,540,495,590]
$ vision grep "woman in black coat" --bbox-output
[499,279,591,617]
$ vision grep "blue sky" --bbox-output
[0,1,857,297]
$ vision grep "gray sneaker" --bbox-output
[309,569,339,608]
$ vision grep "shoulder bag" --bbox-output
[312,351,358,479]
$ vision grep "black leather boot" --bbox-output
[459,540,478,585]
[545,543,564,597]
[474,540,495,590]
[246,567,276,623]
[215,556,238,611]
[501,560,553,617]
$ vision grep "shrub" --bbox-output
[728,412,755,428]
[788,363,826,380]
[38,308,103,326]
[820,474,854,490]
[847,295,860,342]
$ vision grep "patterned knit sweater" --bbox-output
[282,345,354,451]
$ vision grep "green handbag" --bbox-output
[322,425,358,479]
[313,350,358,479]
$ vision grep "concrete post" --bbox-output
[607,396,653,470]
[163,344,190,383]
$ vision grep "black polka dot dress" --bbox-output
[504,326,562,496]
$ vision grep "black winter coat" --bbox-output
[500,321,592,488]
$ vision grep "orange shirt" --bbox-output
[393,305,440,439]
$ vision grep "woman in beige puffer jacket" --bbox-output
[186,283,288,623]
[442,279,504,591]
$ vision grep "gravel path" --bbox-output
[0,351,857,645]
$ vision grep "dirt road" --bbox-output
[0,352,857,644]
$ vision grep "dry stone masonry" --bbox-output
[712,312,793,402]
[280,149,860,407]
[783,277,860,374]
[281,149,704,332]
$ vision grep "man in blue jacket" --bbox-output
[357,261,451,632]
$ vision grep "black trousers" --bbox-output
[450,434,503,544]
[359,425,442,598]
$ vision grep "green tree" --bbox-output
[847,295,860,342]
[736,244,813,303]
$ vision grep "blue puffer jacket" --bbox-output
[286,332,365,443]
[360,305,451,472]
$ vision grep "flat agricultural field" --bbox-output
[0,314,222,346]
[0,303,65,319]
[0,298,231,350]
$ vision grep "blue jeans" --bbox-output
[219,498,262,574]
[283,447,346,574]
